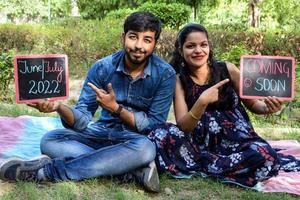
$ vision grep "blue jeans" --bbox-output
[40,123,156,181]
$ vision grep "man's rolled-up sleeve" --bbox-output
[134,69,176,133]
[134,111,150,132]
[61,107,92,131]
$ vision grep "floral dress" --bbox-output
[148,62,300,187]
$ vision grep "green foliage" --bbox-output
[138,2,191,29]
[215,42,251,66]
[199,0,248,31]
[0,0,72,22]
[155,29,176,62]
[105,8,136,20]
[105,1,192,29]
[48,0,73,18]
[77,0,129,19]
[0,23,38,52]
[0,0,48,21]
[260,0,300,31]
[0,49,14,101]
[261,30,300,60]
[40,17,123,77]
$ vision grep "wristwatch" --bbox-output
[112,105,123,117]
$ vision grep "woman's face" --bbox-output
[181,31,210,70]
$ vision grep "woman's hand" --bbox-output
[198,79,230,105]
[263,96,284,114]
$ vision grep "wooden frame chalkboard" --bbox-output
[14,54,69,103]
[240,55,295,100]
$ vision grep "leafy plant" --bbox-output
[138,2,191,29]
[215,42,251,66]
[0,49,14,101]
[105,8,135,20]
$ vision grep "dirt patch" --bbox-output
[68,79,84,102]
[0,180,12,196]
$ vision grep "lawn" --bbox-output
[1,174,300,200]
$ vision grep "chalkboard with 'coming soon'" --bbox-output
[240,55,295,101]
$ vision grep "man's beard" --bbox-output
[125,49,150,65]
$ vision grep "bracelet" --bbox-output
[188,111,199,120]
[112,105,123,117]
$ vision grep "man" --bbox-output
[0,11,176,192]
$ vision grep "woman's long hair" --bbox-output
[170,23,215,75]
[170,23,234,109]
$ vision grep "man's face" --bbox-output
[123,30,156,67]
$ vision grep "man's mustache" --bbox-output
[130,48,145,54]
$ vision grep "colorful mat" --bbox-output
[0,115,299,195]
[0,115,62,159]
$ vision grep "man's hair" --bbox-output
[124,11,162,41]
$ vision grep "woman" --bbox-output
[149,23,299,187]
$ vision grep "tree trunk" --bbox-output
[193,0,197,21]
[71,0,80,17]
[248,0,261,28]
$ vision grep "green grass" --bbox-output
[1,175,300,200]
[0,103,58,117]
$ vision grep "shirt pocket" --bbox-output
[135,96,153,110]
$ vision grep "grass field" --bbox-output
[1,174,300,200]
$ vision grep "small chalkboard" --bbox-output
[240,55,295,100]
[14,54,69,103]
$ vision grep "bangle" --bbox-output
[188,111,199,120]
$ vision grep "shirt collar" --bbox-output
[116,50,152,78]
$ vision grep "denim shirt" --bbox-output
[62,50,176,134]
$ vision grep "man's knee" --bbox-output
[40,129,68,156]
[134,138,156,164]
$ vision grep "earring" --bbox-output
[181,61,185,67]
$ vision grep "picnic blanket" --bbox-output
[0,115,63,159]
[0,115,300,195]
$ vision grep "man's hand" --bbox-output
[87,82,119,112]
[198,79,230,105]
[27,99,60,113]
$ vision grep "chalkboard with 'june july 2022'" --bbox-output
[240,55,295,101]
[14,54,69,103]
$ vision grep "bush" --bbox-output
[199,1,248,32]
[0,23,37,53]
[155,29,176,63]
[215,42,251,66]
[0,19,299,82]
[138,2,191,29]
[210,30,300,65]
[0,18,123,78]
[105,8,135,20]
[261,30,300,60]
[0,49,14,102]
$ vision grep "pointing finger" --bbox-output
[87,82,100,93]
[212,79,230,89]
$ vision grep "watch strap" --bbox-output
[112,105,123,117]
